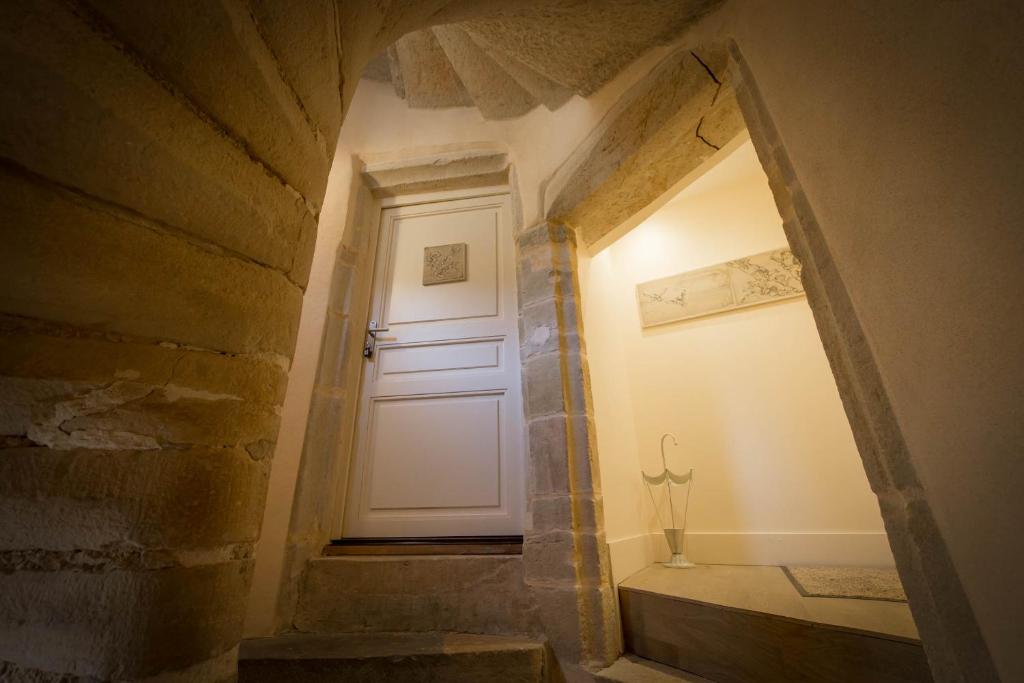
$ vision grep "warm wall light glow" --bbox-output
[585,139,889,582]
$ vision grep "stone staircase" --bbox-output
[239,632,548,682]
[361,0,723,119]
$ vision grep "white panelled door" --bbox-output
[343,193,525,537]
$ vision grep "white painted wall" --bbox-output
[581,140,891,585]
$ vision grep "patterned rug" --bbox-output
[783,566,907,602]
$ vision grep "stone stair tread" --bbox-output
[431,25,538,120]
[393,29,472,108]
[240,632,543,661]
[385,44,406,99]
[461,30,573,111]
[597,655,715,682]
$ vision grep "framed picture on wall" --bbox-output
[636,247,804,327]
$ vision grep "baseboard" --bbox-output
[608,531,895,584]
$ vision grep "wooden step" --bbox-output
[619,565,932,683]
[239,633,548,682]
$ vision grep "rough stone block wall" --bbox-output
[516,222,620,678]
[0,0,341,679]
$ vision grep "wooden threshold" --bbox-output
[324,535,523,556]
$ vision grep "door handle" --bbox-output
[363,321,390,359]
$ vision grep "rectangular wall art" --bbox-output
[636,247,804,328]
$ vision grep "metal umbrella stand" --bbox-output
[642,433,696,569]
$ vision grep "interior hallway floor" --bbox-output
[618,564,930,682]
[622,564,918,639]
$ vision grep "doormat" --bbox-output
[783,566,907,602]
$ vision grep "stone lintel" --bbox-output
[360,144,510,198]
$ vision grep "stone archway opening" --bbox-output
[532,39,993,681]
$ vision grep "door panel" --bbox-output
[343,194,524,537]
[366,392,503,511]
[385,207,499,324]
[376,338,503,380]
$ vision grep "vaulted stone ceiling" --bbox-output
[361,0,723,119]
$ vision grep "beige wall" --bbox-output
[582,140,888,584]
[730,2,1024,679]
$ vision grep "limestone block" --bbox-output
[318,313,353,390]
[527,415,601,497]
[0,560,252,679]
[0,327,288,454]
[433,25,537,120]
[80,0,331,205]
[597,655,712,682]
[524,352,590,419]
[386,45,406,99]
[239,633,547,683]
[520,296,584,360]
[394,29,472,108]
[0,447,270,551]
[287,390,347,536]
[361,145,510,198]
[698,84,745,149]
[523,529,611,586]
[54,390,281,449]
[294,557,542,636]
[526,583,619,669]
[463,31,573,111]
[874,488,971,680]
[361,51,392,82]
[530,494,605,535]
[547,45,745,248]
[0,0,317,284]
[516,224,579,307]
[0,375,280,450]
[247,0,344,151]
[577,583,621,669]
[327,261,355,316]
[0,168,302,356]
[460,0,722,95]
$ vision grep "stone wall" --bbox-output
[516,222,620,679]
[0,0,341,679]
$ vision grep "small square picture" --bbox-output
[422,243,468,285]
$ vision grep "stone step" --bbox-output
[462,30,573,111]
[597,655,714,682]
[393,28,472,109]
[239,632,548,682]
[432,25,538,120]
[385,44,405,99]
[293,555,541,636]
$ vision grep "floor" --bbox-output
[619,564,919,640]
